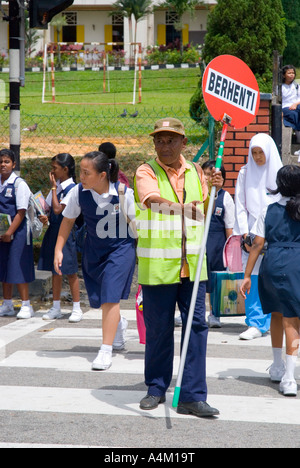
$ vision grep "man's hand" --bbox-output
[184,201,204,221]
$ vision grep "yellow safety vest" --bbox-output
[134,159,207,285]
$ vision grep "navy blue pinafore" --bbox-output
[258,202,300,318]
[38,182,78,275]
[206,189,227,293]
[78,182,136,308]
[0,178,35,284]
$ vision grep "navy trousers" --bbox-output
[283,105,300,130]
[142,279,208,403]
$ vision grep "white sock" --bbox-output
[101,344,112,355]
[53,300,61,310]
[272,348,283,367]
[4,299,13,307]
[285,354,298,380]
[22,300,30,307]
[72,302,81,311]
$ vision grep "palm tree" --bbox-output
[50,14,68,69]
[111,0,153,62]
[157,0,204,52]
[25,11,40,57]
[111,0,134,44]
[132,0,153,44]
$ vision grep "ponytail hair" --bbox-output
[83,151,119,183]
[52,153,76,183]
[286,195,300,221]
[268,165,300,221]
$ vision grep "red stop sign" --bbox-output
[202,55,260,129]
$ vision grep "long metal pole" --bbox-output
[172,122,228,408]
[9,0,21,172]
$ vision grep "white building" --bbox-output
[0,0,217,57]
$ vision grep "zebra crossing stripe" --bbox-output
[0,385,299,425]
[1,350,299,380]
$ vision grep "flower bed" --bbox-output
[145,42,201,66]
[0,40,202,72]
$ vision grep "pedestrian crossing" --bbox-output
[0,307,299,447]
[1,385,300,426]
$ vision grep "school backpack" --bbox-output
[223,234,243,272]
[14,178,44,242]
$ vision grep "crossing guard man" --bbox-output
[134,117,220,418]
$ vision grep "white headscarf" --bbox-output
[245,133,283,218]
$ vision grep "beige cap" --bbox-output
[150,117,186,137]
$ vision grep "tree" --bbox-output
[190,0,287,125]
[132,0,153,44]
[111,0,152,62]
[157,0,204,52]
[25,11,40,57]
[282,0,300,67]
[50,14,68,69]
[202,0,286,88]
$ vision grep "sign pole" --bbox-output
[172,55,260,409]
[9,0,21,173]
[172,115,230,408]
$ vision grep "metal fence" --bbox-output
[0,107,206,161]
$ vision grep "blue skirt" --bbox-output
[0,224,35,284]
[259,246,300,318]
[82,237,136,308]
[38,223,78,275]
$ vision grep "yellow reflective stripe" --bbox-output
[184,218,204,227]
[137,247,182,259]
[137,219,182,231]
[186,245,203,255]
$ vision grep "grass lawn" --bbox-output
[1,67,200,116]
[0,67,207,167]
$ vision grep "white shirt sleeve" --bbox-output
[62,184,136,222]
[251,207,267,238]
[223,191,235,229]
[233,166,249,235]
[62,185,81,219]
[123,187,135,222]
[15,180,31,211]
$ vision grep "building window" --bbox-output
[63,12,77,26]
[112,14,124,49]
[62,12,77,42]
[165,11,181,46]
[166,11,179,25]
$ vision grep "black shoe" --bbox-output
[177,401,219,418]
[140,394,166,410]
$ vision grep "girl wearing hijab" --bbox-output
[234,133,283,340]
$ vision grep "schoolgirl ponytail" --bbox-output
[286,195,300,221]
[108,158,119,183]
[83,151,119,183]
[52,153,77,183]
[269,165,300,222]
